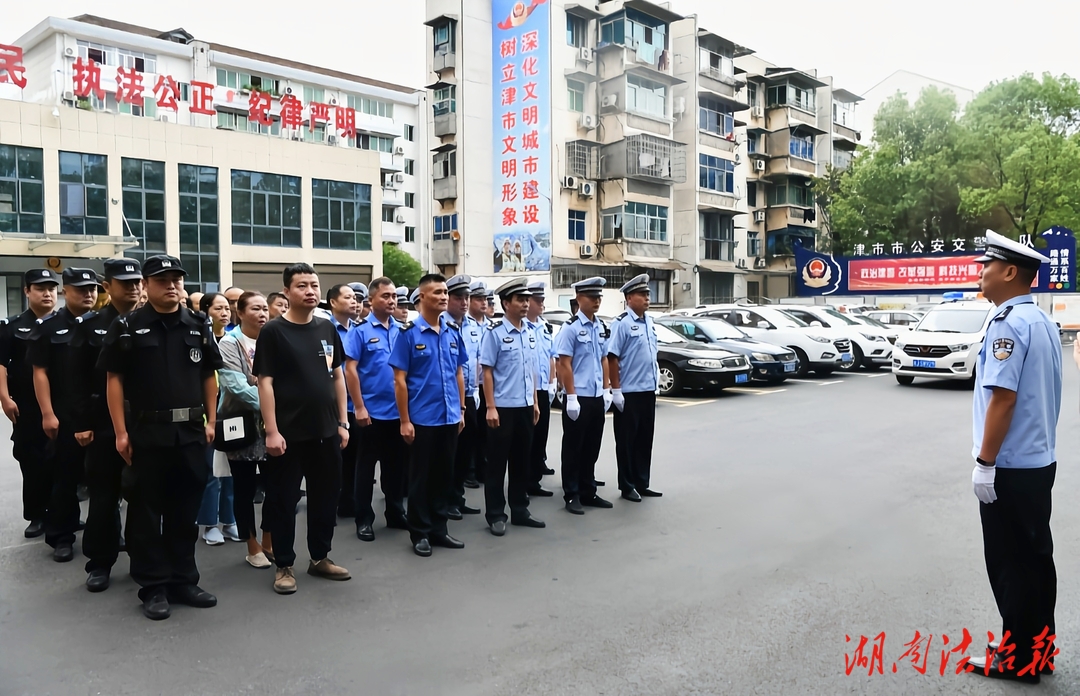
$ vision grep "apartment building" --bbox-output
[0,14,427,310]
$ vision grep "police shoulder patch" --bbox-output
[618,311,628,320]
[447,321,460,331]
[487,320,504,330]
[401,321,415,331]
[76,311,98,324]
[568,315,579,324]
[993,337,1015,360]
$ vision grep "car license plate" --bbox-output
[736,373,748,383]
[913,359,936,369]
[783,362,796,373]
[841,353,852,362]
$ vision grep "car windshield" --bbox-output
[654,323,685,345]
[853,314,890,330]
[916,306,992,333]
[821,308,860,326]
[696,318,748,340]
[769,309,811,328]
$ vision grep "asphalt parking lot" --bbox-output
[1,358,1077,695]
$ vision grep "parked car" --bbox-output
[653,323,752,395]
[892,300,994,386]
[850,313,908,336]
[689,304,853,377]
[865,310,925,330]
[656,315,798,383]
[779,305,894,371]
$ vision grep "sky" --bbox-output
[5,0,1076,99]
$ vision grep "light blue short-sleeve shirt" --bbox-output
[606,310,659,393]
[479,319,537,408]
[972,295,1062,469]
[553,311,607,398]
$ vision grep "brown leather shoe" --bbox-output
[308,558,351,581]
[273,567,296,594]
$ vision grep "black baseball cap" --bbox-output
[24,269,60,288]
[103,258,143,281]
[142,255,186,277]
[62,268,99,287]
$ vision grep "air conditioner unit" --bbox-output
[327,134,338,145]
[284,86,294,95]
[601,94,618,109]
[734,154,741,165]
[394,212,407,223]
[329,97,339,106]
[64,47,76,57]
[736,258,748,269]
[578,46,594,63]
[393,172,406,183]
[754,210,766,223]
[158,114,170,123]
[752,105,764,118]
[579,181,595,197]
[754,160,766,172]
[579,243,595,258]
[755,258,767,269]
[673,97,685,115]
[394,145,405,156]
[63,90,75,102]
[580,113,597,130]
[561,175,578,190]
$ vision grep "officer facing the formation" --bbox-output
[394,287,411,323]
[443,274,482,520]
[554,277,613,515]
[28,268,99,562]
[479,278,544,536]
[0,269,59,539]
[71,259,144,592]
[607,274,662,502]
[967,230,1061,684]
[98,255,223,620]
[525,281,557,495]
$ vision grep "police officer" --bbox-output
[28,268,98,562]
[607,274,662,502]
[480,278,545,536]
[0,269,59,539]
[389,273,468,557]
[394,286,411,323]
[470,283,494,487]
[98,255,223,620]
[327,283,359,518]
[443,274,482,519]
[344,276,409,542]
[554,277,613,515]
[525,281,557,495]
[72,259,143,591]
[350,282,371,322]
[967,230,1061,684]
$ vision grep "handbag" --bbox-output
[214,411,257,452]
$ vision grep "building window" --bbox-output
[767,183,814,208]
[789,133,815,161]
[303,86,325,105]
[434,20,456,56]
[433,213,458,241]
[404,159,415,176]
[433,85,456,115]
[833,100,855,128]
[699,96,734,139]
[121,158,165,259]
[404,124,415,142]
[382,206,395,223]
[405,226,416,243]
[833,149,853,170]
[568,210,587,241]
[216,69,280,96]
[600,10,667,55]
[626,74,666,119]
[699,154,735,193]
[304,123,327,144]
[747,84,758,108]
[0,145,44,234]
[347,95,394,120]
[603,202,667,242]
[699,48,734,82]
[357,134,395,153]
[405,192,415,208]
[567,79,585,113]
[767,83,816,113]
[231,170,301,247]
[178,165,220,293]
[433,150,457,179]
[747,230,762,257]
[702,213,734,262]
[77,41,157,72]
[567,15,588,47]
[566,140,600,179]
[217,110,280,136]
[59,151,108,236]
[746,134,758,154]
[746,182,757,207]
[312,179,372,251]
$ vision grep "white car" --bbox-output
[866,310,924,329]
[691,304,853,377]
[779,305,894,371]
[892,301,994,385]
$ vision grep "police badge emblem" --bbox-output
[190,347,202,363]
[993,337,1014,360]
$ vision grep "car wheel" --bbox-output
[790,347,810,377]
[657,362,681,396]
[839,344,863,371]
[896,375,914,385]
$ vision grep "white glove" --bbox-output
[565,394,580,421]
[612,388,625,412]
[972,463,997,504]
[472,389,480,410]
[603,388,613,411]
[547,380,557,400]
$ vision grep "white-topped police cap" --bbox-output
[348,282,368,300]
[620,273,650,295]
[527,280,546,297]
[446,274,472,295]
[409,287,421,305]
[975,230,1049,271]
[572,276,606,297]
[396,286,410,303]
[495,277,532,299]
[468,280,488,297]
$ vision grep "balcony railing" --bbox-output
[601,134,687,184]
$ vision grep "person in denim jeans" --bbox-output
[198,293,237,545]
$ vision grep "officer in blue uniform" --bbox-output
[607,273,662,502]
[967,230,1061,684]
[394,286,411,323]
[443,274,483,519]
[389,273,469,557]
[553,277,613,515]
[465,281,491,489]
[344,276,408,542]
[525,281,556,496]
[327,283,359,519]
[480,278,545,536]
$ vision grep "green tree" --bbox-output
[382,242,423,288]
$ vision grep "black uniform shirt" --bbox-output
[98,304,223,447]
[0,309,51,418]
[69,304,119,433]
[26,307,81,424]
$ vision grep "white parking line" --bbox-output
[818,380,843,386]
[848,372,888,378]
[726,387,786,395]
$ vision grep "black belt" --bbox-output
[136,406,205,425]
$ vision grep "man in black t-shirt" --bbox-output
[254,263,352,595]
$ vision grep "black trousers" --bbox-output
[229,458,273,542]
[451,399,478,508]
[486,406,534,524]
[528,391,551,487]
[45,427,85,548]
[473,390,489,482]
[83,432,125,572]
[265,437,341,568]
[980,462,1057,665]
[613,391,656,492]
[407,424,458,542]
[12,417,50,522]
[560,396,605,502]
[126,441,208,597]
[355,418,408,528]
[337,412,359,517]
